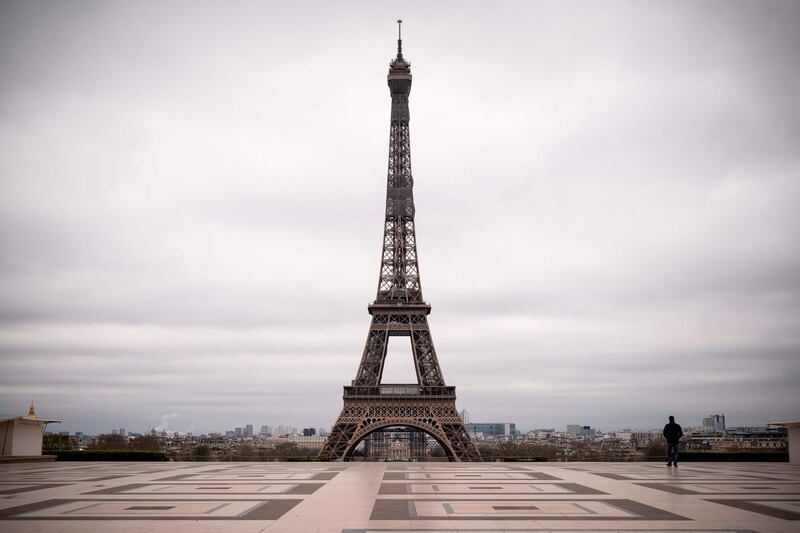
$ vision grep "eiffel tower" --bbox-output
[320,22,481,462]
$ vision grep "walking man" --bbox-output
[663,415,683,467]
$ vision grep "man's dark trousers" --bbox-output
[666,442,679,465]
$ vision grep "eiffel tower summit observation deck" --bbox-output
[320,22,481,462]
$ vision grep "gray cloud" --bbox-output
[1,0,799,434]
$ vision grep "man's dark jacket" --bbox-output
[663,422,683,443]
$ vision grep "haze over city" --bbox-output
[1,0,799,435]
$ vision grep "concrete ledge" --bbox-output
[0,455,57,463]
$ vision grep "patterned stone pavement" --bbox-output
[0,461,798,532]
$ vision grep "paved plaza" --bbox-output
[0,461,798,532]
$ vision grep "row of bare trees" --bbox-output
[175,442,323,461]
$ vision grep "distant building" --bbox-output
[363,428,428,461]
[234,427,243,437]
[459,409,470,424]
[702,414,726,431]
[466,423,515,437]
[111,429,118,435]
[244,424,254,438]
[631,431,657,445]
[261,434,328,450]
[286,434,327,449]
[119,427,126,437]
[0,402,61,458]
[302,427,316,437]
[259,425,271,436]
[687,426,785,452]
[566,424,580,436]
[577,425,596,438]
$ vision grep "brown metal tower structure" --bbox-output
[320,22,481,462]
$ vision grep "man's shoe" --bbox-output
[674,463,678,467]
[667,462,672,466]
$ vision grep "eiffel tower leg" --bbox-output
[320,397,365,460]
[319,421,357,460]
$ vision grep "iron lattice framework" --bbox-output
[321,23,481,462]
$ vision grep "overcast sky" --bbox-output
[1,0,799,435]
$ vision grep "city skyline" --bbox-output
[2,1,799,435]
[43,411,747,438]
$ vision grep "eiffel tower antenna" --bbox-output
[397,19,403,58]
[320,24,481,462]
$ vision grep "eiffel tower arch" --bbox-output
[320,22,481,462]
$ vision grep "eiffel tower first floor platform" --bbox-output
[320,385,482,462]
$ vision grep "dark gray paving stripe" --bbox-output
[608,498,692,520]
[370,499,408,519]
[84,482,323,495]
[559,482,606,494]
[378,483,409,495]
[377,482,604,495]
[85,475,134,482]
[240,499,302,520]
[154,472,336,482]
[381,472,562,481]
[85,483,150,495]
[0,498,304,520]
[1,474,132,482]
[638,482,800,495]
[369,498,690,521]
[147,478,326,482]
[151,474,192,481]
[705,498,800,520]
[593,472,779,481]
[0,484,65,495]
[0,499,70,518]
[527,472,562,480]
[341,527,759,533]
[637,483,701,495]
[288,482,324,494]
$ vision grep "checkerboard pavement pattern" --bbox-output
[0,461,797,532]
